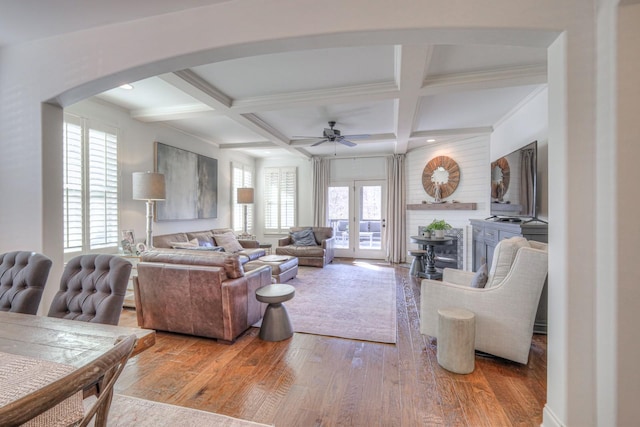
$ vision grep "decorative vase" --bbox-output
[434,230,445,239]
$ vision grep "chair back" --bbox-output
[485,237,532,288]
[0,334,137,427]
[0,251,52,314]
[48,254,132,325]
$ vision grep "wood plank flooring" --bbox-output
[117,259,546,426]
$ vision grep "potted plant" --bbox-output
[426,219,452,238]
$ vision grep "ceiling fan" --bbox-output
[294,121,370,147]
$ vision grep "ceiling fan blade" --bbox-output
[341,134,370,140]
[311,139,329,147]
[338,138,357,147]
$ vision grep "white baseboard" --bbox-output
[542,405,565,427]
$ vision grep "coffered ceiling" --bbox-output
[95,43,546,158]
[0,1,548,159]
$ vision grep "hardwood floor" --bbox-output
[117,260,546,426]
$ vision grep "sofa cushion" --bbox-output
[276,245,325,258]
[186,230,216,247]
[153,232,188,249]
[214,233,244,253]
[485,237,530,288]
[170,238,199,249]
[291,228,318,246]
[140,248,244,279]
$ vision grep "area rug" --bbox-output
[257,261,397,344]
[88,394,273,426]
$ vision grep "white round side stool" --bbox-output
[437,307,476,374]
[255,284,295,341]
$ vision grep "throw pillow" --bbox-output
[290,228,318,246]
[470,263,488,288]
[214,233,244,253]
[170,238,200,249]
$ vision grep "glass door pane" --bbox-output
[329,181,386,259]
[328,185,350,250]
[354,181,385,258]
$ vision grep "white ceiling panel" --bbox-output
[416,85,543,131]
[96,76,208,112]
[256,100,396,139]
[191,46,396,99]
[169,114,269,144]
[426,45,547,76]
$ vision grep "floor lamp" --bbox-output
[133,172,166,249]
[237,187,254,239]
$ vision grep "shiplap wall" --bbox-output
[406,136,490,269]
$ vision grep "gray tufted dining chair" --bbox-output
[48,254,132,325]
[0,251,53,314]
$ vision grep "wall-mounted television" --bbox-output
[490,141,537,220]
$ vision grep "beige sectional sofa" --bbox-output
[134,248,272,343]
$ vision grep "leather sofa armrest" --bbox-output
[239,239,259,248]
[278,236,293,246]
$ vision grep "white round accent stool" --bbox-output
[437,307,476,374]
[255,284,295,341]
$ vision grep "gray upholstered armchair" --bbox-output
[0,251,52,314]
[48,254,132,325]
[420,237,548,364]
[276,227,335,267]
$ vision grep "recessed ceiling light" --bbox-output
[427,139,436,143]
[119,84,134,90]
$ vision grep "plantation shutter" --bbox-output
[63,117,83,252]
[63,114,119,255]
[264,167,296,233]
[88,127,119,249]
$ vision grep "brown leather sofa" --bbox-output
[276,227,335,267]
[133,249,271,343]
[152,228,265,261]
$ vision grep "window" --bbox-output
[231,162,254,234]
[63,114,119,254]
[264,167,296,233]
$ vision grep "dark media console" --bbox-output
[470,218,548,334]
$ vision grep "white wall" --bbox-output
[66,98,256,238]
[406,136,490,269]
[491,87,549,220]
[0,1,609,425]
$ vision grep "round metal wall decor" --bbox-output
[422,155,460,199]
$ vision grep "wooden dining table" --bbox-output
[0,311,156,425]
[0,311,155,367]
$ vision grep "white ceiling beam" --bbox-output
[410,126,493,140]
[131,105,213,122]
[393,44,434,154]
[159,71,310,158]
[420,64,547,96]
[231,82,398,114]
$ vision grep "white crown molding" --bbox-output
[131,104,213,122]
[410,126,493,140]
[230,81,398,114]
[421,64,547,95]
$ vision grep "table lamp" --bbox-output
[133,172,166,248]
[237,187,254,239]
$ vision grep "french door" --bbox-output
[328,180,386,259]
